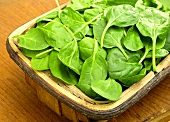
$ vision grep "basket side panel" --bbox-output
[25,74,91,122]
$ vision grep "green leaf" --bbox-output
[143,0,163,8]
[159,0,170,11]
[36,11,58,23]
[49,51,78,85]
[123,26,144,51]
[119,68,146,87]
[107,0,138,6]
[103,27,125,48]
[146,49,169,58]
[84,8,102,22]
[135,0,146,12]
[60,7,89,40]
[136,7,170,71]
[144,59,152,71]
[105,27,129,59]
[58,40,81,75]
[91,78,122,101]
[39,20,73,48]
[21,48,48,58]
[66,0,91,11]
[139,37,166,63]
[100,5,139,48]
[106,5,139,27]
[78,37,106,60]
[14,28,49,50]
[93,18,106,44]
[107,48,143,79]
[93,19,128,59]
[31,55,49,70]
[136,8,170,38]
[86,27,93,36]
[77,40,107,99]
[163,29,170,51]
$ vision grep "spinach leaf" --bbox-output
[93,0,107,5]
[78,37,106,60]
[67,0,91,11]
[107,0,138,6]
[163,29,170,51]
[100,5,139,48]
[119,68,146,87]
[123,26,144,51]
[91,78,122,101]
[14,28,49,50]
[36,11,58,23]
[144,59,152,71]
[84,8,102,22]
[136,7,170,71]
[139,37,166,63]
[103,27,124,48]
[146,49,169,58]
[86,27,93,36]
[39,20,73,48]
[31,54,50,70]
[104,27,129,59]
[22,48,48,58]
[135,0,146,12]
[93,18,106,44]
[93,19,128,59]
[143,0,162,9]
[49,51,78,85]
[159,0,170,11]
[138,37,152,63]
[77,40,107,98]
[107,48,143,80]
[60,7,102,40]
[58,39,81,75]
[60,7,89,40]
[67,0,108,11]
[105,5,139,27]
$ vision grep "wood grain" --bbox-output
[1,0,170,122]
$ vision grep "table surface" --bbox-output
[1,0,170,122]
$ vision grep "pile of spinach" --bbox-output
[14,0,170,101]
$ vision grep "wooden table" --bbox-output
[0,0,170,121]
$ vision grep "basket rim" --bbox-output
[6,2,170,120]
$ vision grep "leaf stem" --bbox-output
[87,13,102,25]
[100,23,110,48]
[35,48,53,58]
[73,14,102,36]
[63,24,77,41]
[55,0,61,18]
[92,39,98,64]
[54,47,60,52]
[152,34,157,72]
[123,29,127,36]
[118,45,129,60]
[138,48,149,64]
[41,18,53,22]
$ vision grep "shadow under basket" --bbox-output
[6,2,170,122]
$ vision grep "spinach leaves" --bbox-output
[136,7,170,71]
[13,0,170,101]
[14,28,49,50]
[77,40,107,99]
[49,51,78,85]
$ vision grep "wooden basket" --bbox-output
[6,2,170,122]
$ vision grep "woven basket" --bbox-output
[6,1,170,122]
